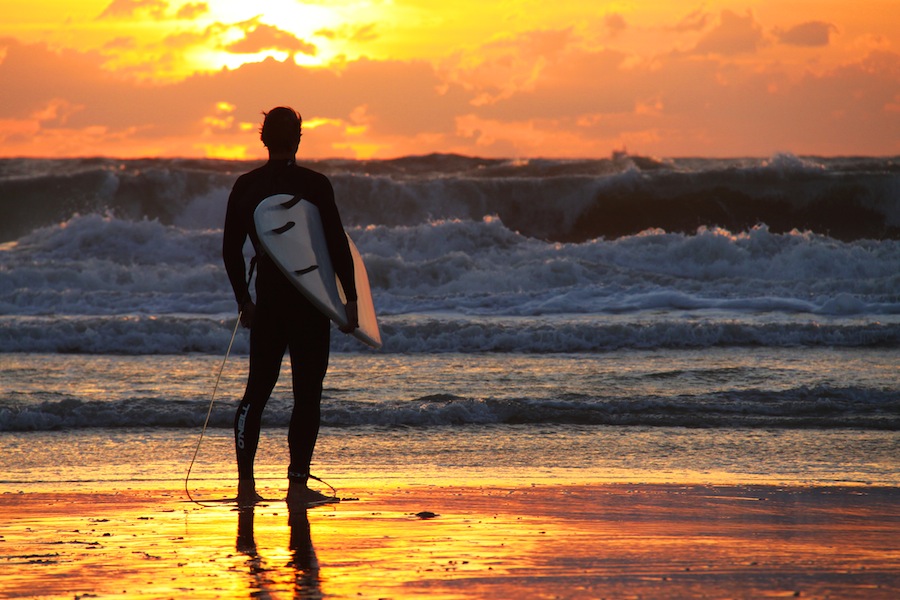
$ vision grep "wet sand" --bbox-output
[2,481,898,599]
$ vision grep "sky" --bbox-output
[1,0,898,159]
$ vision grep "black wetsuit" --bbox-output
[222,159,356,484]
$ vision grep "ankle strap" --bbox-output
[287,471,308,482]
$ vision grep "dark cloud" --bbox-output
[670,8,711,32]
[314,24,378,44]
[98,0,207,21]
[775,21,837,47]
[225,22,317,56]
[176,2,209,20]
[692,10,765,56]
[352,24,378,43]
[98,0,169,20]
[604,14,627,37]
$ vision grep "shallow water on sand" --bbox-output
[2,348,898,492]
[3,424,899,494]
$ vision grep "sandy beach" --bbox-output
[2,478,898,599]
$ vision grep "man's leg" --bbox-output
[235,308,287,502]
[286,312,331,501]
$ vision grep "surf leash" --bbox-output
[308,473,337,498]
[184,310,243,506]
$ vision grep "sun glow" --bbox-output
[185,2,342,72]
[184,0,407,74]
[0,0,385,80]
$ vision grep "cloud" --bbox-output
[0,38,165,154]
[98,0,169,20]
[196,56,470,141]
[98,0,206,21]
[691,10,765,56]
[315,23,379,44]
[225,21,317,56]
[604,14,627,37]
[0,38,114,117]
[31,98,84,125]
[0,28,898,158]
[472,45,636,121]
[176,2,208,20]
[444,28,577,106]
[670,8,711,33]
[163,28,211,50]
[351,24,378,43]
[775,21,837,47]
[103,37,139,51]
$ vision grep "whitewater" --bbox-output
[1,154,898,487]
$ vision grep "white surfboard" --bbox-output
[254,194,382,349]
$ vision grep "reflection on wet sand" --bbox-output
[1,484,897,598]
[237,503,323,599]
[288,506,322,599]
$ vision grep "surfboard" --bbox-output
[254,193,382,349]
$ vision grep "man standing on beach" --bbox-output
[222,106,358,506]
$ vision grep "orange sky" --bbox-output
[1,0,898,159]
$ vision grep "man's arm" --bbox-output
[222,181,252,311]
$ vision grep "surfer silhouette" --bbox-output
[223,106,358,506]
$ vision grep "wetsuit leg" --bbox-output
[234,304,288,482]
[286,308,331,478]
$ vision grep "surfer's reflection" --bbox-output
[288,505,322,599]
[236,505,276,597]
[236,503,323,599]
[236,505,257,555]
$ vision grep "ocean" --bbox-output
[1,153,898,491]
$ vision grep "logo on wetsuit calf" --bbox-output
[236,403,250,450]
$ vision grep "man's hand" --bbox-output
[340,300,359,333]
[239,300,255,329]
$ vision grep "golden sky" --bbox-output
[1,0,898,158]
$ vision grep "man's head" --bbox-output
[260,107,302,154]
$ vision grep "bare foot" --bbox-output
[237,480,264,506]
[286,483,337,507]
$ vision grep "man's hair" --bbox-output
[260,107,302,152]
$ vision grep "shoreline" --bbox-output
[4,422,899,490]
[3,481,898,599]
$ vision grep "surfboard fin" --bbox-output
[272,221,296,234]
[279,195,303,209]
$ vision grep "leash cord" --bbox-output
[184,311,243,506]
[308,473,337,497]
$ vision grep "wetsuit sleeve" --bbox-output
[313,174,358,302]
[222,177,252,308]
